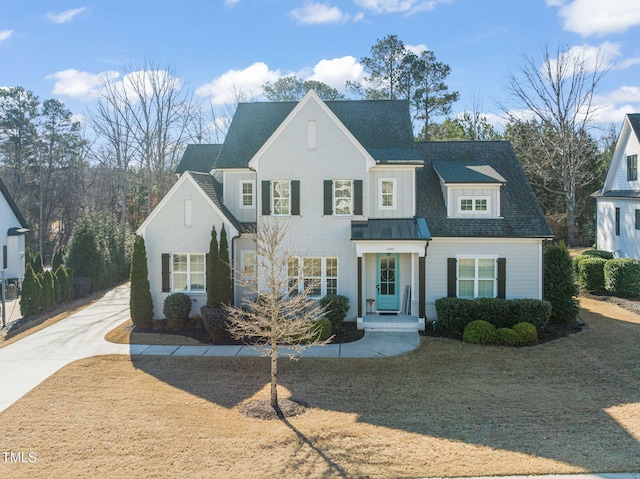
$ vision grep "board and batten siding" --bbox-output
[223,170,257,223]
[140,176,234,319]
[447,186,501,218]
[597,198,640,258]
[367,168,415,218]
[424,238,544,319]
[611,127,640,190]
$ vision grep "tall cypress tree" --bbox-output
[207,225,221,306]
[219,225,233,305]
[130,235,153,328]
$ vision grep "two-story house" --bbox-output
[137,91,552,330]
[594,113,640,259]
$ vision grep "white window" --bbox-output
[240,181,255,209]
[457,257,496,299]
[242,251,256,277]
[288,257,338,298]
[272,180,290,216]
[172,253,205,293]
[379,178,396,210]
[334,180,352,216]
[458,196,490,214]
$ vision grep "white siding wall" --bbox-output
[368,168,415,218]
[425,238,544,319]
[0,194,26,279]
[223,170,257,223]
[141,178,234,318]
[254,99,368,320]
[596,198,640,258]
[611,128,640,190]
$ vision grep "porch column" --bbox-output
[357,256,363,318]
[419,255,425,318]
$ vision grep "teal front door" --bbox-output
[376,254,399,311]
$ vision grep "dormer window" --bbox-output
[459,196,490,214]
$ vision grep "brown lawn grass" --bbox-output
[1,296,639,478]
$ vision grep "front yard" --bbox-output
[1,296,639,478]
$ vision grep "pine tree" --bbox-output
[219,225,233,305]
[130,235,153,328]
[20,264,42,318]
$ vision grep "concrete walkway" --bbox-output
[0,283,420,413]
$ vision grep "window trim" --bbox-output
[288,257,339,298]
[172,253,206,293]
[333,179,353,217]
[272,180,291,217]
[378,178,397,210]
[627,154,638,181]
[458,196,490,215]
[239,180,255,209]
[455,255,497,299]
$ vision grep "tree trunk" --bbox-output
[270,340,282,418]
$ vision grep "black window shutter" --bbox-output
[497,258,506,299]
[291,180,300,215]
[447,258,457,297]
[261,180,271,216]
[353,179,363,215]
[162,254,171,292]
[323,180,333,215]
[2,245,6,270]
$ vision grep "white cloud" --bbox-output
[290,2,346,24]
[46,7,87,24]
[196,62,280,104]
[549,0,640,36]
[225,0,241,5]
[305,56,364,89]
[354,0,451,15]
[45,69,116,98]
[550,42,640,74]
[0,30,13,42]
[406,43,428,55]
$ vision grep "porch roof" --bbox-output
[351,218,431,241]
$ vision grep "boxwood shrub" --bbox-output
[581,249,614,260]
[604,258,640,297]
[496,327,520,346]
[575,256,607,292]
[463,320,496,344]
[163,293,192,332]
[435,297,551,337]
[512,322,538,345]
[319,294,349,329]
[313,318,333,342]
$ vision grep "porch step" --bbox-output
[359,314,424,332]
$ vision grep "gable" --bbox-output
[600,114,640,196]
[0,177,29,230]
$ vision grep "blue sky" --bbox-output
[2,0,640,133]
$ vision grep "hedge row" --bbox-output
[574,251,640,297]
[463,320,538,346]
[434,297,552,337]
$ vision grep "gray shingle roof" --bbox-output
[214,98,422,168]
[175,144,221,174]
[416,141,553,238]
[627,114,640,144]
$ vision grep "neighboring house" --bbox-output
[0,177,29,281]
[137,91,552,330]
[594,113,640,259]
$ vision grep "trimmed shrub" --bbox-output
[219,225,233,306]
[512,322,538,346]
[581,249,614,260]
[200,304,229,339]
[575,256,607,292]
[319,294,350,329]
[313,318,333,342]
[496,327,520,346]
[55,265,73,302]
[604,258,640,297]
[20,264,41,318]
[40,270,55,311]
[163,293,192,332]
[544,242,580,322]
[435,297,551,336]
[463,320,497,344]
[130,235,154,329]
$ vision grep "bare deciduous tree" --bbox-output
[503,44,608,245]
[225,220,331,417]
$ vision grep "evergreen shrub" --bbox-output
[319,294,350,329]
[581,249,614,260]
[575,257,607,292]
[20,264,41,318]
[544,242,580,322]
[604,258,640,297]
[512,322,538,345]
[313,318,333,342]
[130,235,154,328]
[163,293,192,332]
[463,320,497,344]
[496,327,520,346]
